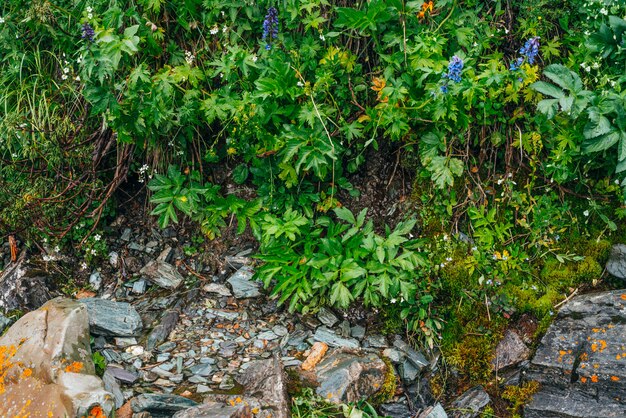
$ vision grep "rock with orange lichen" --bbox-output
[0,298,114,418]
[525,289,626,417]
[301,342,329,371]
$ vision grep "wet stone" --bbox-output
[393,337,428,370]
[102,369,125,408]
[188,363,214,377]
[273,324,289,336]
[0,314,11,334]
[491,329,530,371]
[257,330,279,341]
[106,366,138,384]
[131,393,198,418]
[606,244,626,279]
[227,266,261,298]
[132,279,148,294]
[318,307,339,327]
[313,326,359,348]
[364,334,388,348]
[121,228,132,241]
[418,403,448,418]
[158,341,177,352]
[450,386,490,418]
[140,260,184,289]
[79,298,143,337]
[379,402,413,418]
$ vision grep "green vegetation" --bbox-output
[2,0,626,405]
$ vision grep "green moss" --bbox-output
[445,334,498,385]
[440,255,475,298]
[371,356,398,406]
[502,381,540,415]
[540,256,602,289]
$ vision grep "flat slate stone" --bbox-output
[140,260,184,289]
[172,402,250,418]
[131,394,198,418]
[525,289,626,417]
[106,366,138,384]
[227,266,261,298]
[79,298,143,337]
[450,386,490,418]
[317,307,339,327]
[607,244,626,280]
[418,403,448,418]
[313,327,359,348]
[491,329,530,371]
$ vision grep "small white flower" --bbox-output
[222,26,228,33]
[0,17,5,24]
[94,234,101,241]
[296,81,304,87]
[615,179,620,185]
[473,42,478,47]
[471,246,477,252]
[583,210,590,217]
[43,237,48,243]
[390,298,397,304]
[62,74,68,80]
[497,178,504,185]
[75,75,81,81]
[600,7,608,15]
[219,73,223,78]
[77,56,82,64]
[91,249,97,255]
[210,26,219,35]
[252,55,258,62]
[43,255,52,262]
[54,245,60,253]
[319,34,325,41]
[439,263,445,268]
[446,257,453,262]
[185,50,195,65]
[81,262,88,270]
[63,67,70,73]
[87,13,93,19]
[86,6,93,13]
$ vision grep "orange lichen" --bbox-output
[591,374,599,383]
[617,354,621,360]
[581,377,587,383]
[620,294,626,300]
[611,376,620,381]
[21,368,32,378]
[580,353,589,361]
[87,405,106,418]
[64,361,83,373]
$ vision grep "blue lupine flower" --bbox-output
[440,55,463,93]
[81,23,95,42]
[445,55,464,83]
[520,37,540,64]
[262,7,279,50]
[510,37,540,70]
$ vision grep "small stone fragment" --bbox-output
[301,342,329,371]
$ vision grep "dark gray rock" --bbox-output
[380,402,413,418]
[106,366,138,384]
[309,350,388,404]
[406,378,435,411]
[121,228,132,241]
[524,289,626,417]
[188,363,214,377]
[140,260,184,289]
[313,327,359,348]
[0,313,11,334]
[132,279,148,294]
[398,359,420,384]
[227,266,260,298]
[318,307,339,327]
[238,354,291,418]
[607,244,626,279]
[146,309,179,350]
[0,257,53,312]
[393,337,429,371]
[172,402,250,418]
[102,368,125,408]
[417,403,448,418]
[364,334,388,348]
[79,298,143,337]
[351,325,366,339]
[492,329,530,371]
[131,394,198,418]
[450,386,490,418]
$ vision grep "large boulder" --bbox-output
[0,297,114,417]
[300,349,389,404]
[193,354,290,418]
[524,289,626,417]
[0,256,53,312]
